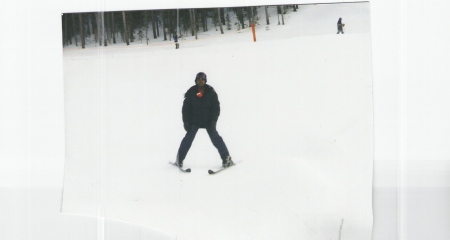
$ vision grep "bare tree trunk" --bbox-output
[122,11,129,45]
[64,14,68,46]
[177,9,181,35]
[265,6,270,25]
[106,12,111,44]
[115,14,119,42]
[111,12,116,44]
[128,22,134,42]
[193,9,197,39]
[251,7,254,25]
[189,9,194,36]
[101,12,107,46]
[72,14,78,46]
[151,11,157,39]
[221,8,225,25]
[99,12,104,46]
[67,14,72,45]
[99,12,103,46]
[156,12,160,37]
[144,11,149,45]
[240,8,245,29]
[277,6,281,25]
[217,8,224,34]
[204,10,208,31]
[167,11,170,38]
[93,21,97,42]
[248,7,251,27]
[87,14,92,36]
[281,6,285,25]
[79,13,85,48]
[95,13,102,46]
[161,11,167,41]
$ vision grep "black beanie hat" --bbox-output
[195,72,207,83]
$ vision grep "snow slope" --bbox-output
[62,3,373,240]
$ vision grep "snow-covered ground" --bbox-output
[61,3,373,240]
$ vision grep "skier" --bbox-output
[337,18,345,34]
[175,72,234,169]
[173,33,179,49]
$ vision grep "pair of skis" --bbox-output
[169,161,237,175]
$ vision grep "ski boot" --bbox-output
[222,156,234,168]
[175,154,183,168]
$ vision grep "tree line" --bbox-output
[62,5,299,49]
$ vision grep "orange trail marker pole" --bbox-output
[251,23,256,42]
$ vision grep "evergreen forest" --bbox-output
[61,5,299,48]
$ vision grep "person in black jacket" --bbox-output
[175,72,233,168]
[173,33,179,49]
[337,18,345,34]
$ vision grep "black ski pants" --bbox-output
[177,124,229,162]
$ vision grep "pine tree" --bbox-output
[212,9,219,31]
[225,13,232,30]
[234,21,241,31]
[232,7,245,29]
[250,6,259,25]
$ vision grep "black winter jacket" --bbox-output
[182,84,220,128]
[337,18,344,31]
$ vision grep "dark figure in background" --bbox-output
[175,72,234,168]
[337,18,345,34]
[173,33,179,49]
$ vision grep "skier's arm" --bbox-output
[182,97,192,123]
[210,92,220,122]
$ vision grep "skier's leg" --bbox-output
[177,125,199,162]
[206,125,230,160]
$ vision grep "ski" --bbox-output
[169,162,191,173]
[208,161,239,175]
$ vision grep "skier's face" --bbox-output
[196,78,206,87]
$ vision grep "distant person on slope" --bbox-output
[173,33,179,49]
[337,18,345,34]
[175,72,234,169]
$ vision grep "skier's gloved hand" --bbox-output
[184,122,190,132]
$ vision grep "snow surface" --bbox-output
[62,3,373,240]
